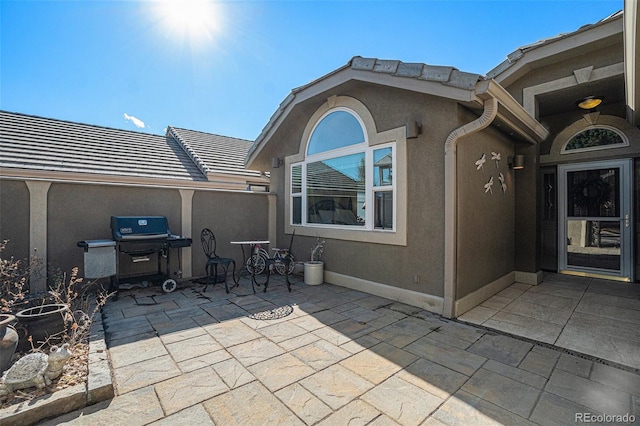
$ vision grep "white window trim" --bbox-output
[284,95,407,246]
[561,125,629,154]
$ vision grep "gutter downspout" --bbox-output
[442,97,499,318]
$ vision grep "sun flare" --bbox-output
[154,0,222,45]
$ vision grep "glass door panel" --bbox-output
[566,220,620,270]
[558,160,632,280]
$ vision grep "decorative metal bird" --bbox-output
[484,176,494,194]
[498,172,507,193]
[475,153,486,171]
[491,151,501,168]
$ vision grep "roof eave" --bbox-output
[247,61,479,169]
[488,12,623,86]
[476,80,549,144]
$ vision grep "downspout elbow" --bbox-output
[443,97,499,318]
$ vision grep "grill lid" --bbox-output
[111,216,170,241]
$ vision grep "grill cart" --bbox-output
[78,216,192,294]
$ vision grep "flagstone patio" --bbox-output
[459,273,640,371]
[40,274,639,425]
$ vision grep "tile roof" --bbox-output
[168,127,264,180]
[0,111,266,185]
[250,56,483,165]
[487,10,623,79]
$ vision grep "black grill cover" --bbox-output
[111,216,170,241]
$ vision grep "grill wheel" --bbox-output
[161,279,177,293]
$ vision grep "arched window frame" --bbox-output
[285,96,407,246]
[561,125,629,154]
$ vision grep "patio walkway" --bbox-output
[459,273,640,371]
[44,275,639,425]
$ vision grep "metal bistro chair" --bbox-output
[259,230,295,293]
[201,228,237,293]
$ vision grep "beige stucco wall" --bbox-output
[456,108,517,298]
[48,183,183,282]
[0,179,30,260]
[192,191,269,280]
[257,81,497,300]
[0,179,271,291]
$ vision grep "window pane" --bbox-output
[565,128,624,151]
[567,168,619,217]
[307,153,365,226]
[292,196,302,224]
[375,191,393,229]
[307,111,365,156]
[374,147,393,186]
[292,164,302,193]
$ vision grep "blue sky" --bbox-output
[1,0,622,141]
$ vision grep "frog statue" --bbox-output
[0,343,72,395]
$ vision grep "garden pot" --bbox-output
[0,314,19,374]
[16,304,69,350]
[304,261,324,285]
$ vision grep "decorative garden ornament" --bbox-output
[0,343,72,395]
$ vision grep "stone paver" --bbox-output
[405,336,487,376]
[227,337,285,366]
[203,381,303,425]
[467,333,533,367]
[248,353,315,391]
[299,364,374,410]
[396,357,468,400]
[154,367,228,415]
[41,385,164,426]
[317,399,380,426]
[149,404,215,425]
[112,355,181,394]
[361,376,443,425]
[24,275,640,426]
[545,369,632,415]
[339,342,417,384]
[461,368,541,418]
[433,390,537,426]
[291,339,351,371]
[275,383,333,425]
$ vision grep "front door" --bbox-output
[558,159,633,281]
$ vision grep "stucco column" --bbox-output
[179,189,194,277]
[268,193,277,247]
[25,181,51,293]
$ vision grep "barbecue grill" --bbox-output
[78,215,192,294]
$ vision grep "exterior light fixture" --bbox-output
[576,96,603,110]
[271,157,282,168]
[406,120,421,139]
[509,154,524,170]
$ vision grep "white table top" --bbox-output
[230,240,270,245]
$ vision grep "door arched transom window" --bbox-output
[562,126,628,154]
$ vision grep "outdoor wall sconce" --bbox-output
[271,157,283,168]
[406,120,421,139]
[576,96,603,111]
[508,155,524,170]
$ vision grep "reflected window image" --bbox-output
[566,168,621,271]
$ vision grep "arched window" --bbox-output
[291,108,395,230]
[562,127,628,154]
[307,110,365,155]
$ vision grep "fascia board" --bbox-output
[493,17,623,87]
[246,68,475,169]
[0,168,266,192]
[476,80,549,143]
